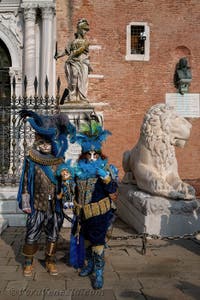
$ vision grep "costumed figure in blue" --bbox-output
[17,110,76,277]
[72,116,118,289]
[56,160,75,210]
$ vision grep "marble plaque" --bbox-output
[65,140,82,163]
[166,93,200,117]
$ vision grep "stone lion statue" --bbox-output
[122,103,195,200]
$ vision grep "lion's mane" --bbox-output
[140,104,176,172]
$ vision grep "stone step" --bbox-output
[0,218,8,234]
[0,186,72,228]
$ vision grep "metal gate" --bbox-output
[0,76,60,186]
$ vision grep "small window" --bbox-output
[126,22,150,61]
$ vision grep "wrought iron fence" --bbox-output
[0,76,61,186]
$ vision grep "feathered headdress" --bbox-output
[76,114,111,153]
[56,159,74,178]
[18,110,76,158]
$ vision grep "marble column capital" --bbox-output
[41,6,55,20]
[23,7,36,22]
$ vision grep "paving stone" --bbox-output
[8,257,23,266]
[0,266,18,272]
[6,281,28,291]
[0,280,8,293]
[71,289,115,300]
[0,257,9,265]
[112,278,142,290]
[139,278,180,289]
[0,251,14,258]
[34,271,71,281]
[27,279,65,290]
[19,295,43,300]
[105,273,120,285]
[114,288,145,300]
[142,287,189,300]
[66,278,92,289]
[0,293,19,300]
[110,255,145,269]
[5,287,44,300]
[1,220,200,300]
[0,272,24,281]
[175,279,200,300]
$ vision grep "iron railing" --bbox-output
[0,76,61,186]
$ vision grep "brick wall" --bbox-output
[56,0,200,182]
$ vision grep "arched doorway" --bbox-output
[0,39,11,101]
[0,39,11,177]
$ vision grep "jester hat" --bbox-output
[18,109,76,158]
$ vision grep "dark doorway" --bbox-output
[0,39,11,176]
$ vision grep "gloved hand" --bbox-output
[22,193,31,214]
[96,167,108,179]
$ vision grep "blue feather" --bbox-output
[18,109,43,126]
[75,158,107,179]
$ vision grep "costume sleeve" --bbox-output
[22,159,30,194]
[102,163,119,198]
[17,158,29,209]
[102,177,118,194]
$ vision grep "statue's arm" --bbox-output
[54,48,70,60]
[69,40,89,59]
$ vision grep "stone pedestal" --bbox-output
[60,102,97,162]
[0,187,26,228]
[60,102,95,118]
[0,218,8,234]
[117,183,200,236]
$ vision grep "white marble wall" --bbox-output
[21,0,56,96]
[0,4,23,96]
[0,0,56,97]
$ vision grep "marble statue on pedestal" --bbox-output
[118,103,198,236]
[55,18,92,103]
[122,103,195,200]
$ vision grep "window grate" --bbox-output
[131,25,145,54]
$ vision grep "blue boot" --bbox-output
[79,247,93,277]
[92,251,105,289]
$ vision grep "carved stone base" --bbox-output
[60,102,104,162]
[117,183,200,236]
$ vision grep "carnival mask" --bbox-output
[86,150,100,161]
[36,140,52,154]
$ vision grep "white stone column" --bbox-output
[40,6,54,97]
[23,7,36,96]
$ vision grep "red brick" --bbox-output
[56,0,200,181]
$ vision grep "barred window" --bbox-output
[131,25,145,54]
[126,22,150,61]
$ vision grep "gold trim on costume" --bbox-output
[29,149,63,166]
[82,197,111,220]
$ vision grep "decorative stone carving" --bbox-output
[122,103,195,200]
[0,11,23,47]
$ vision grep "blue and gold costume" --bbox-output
[71,117,118,289]
[17,110,75,277]
[74,158,117,245]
